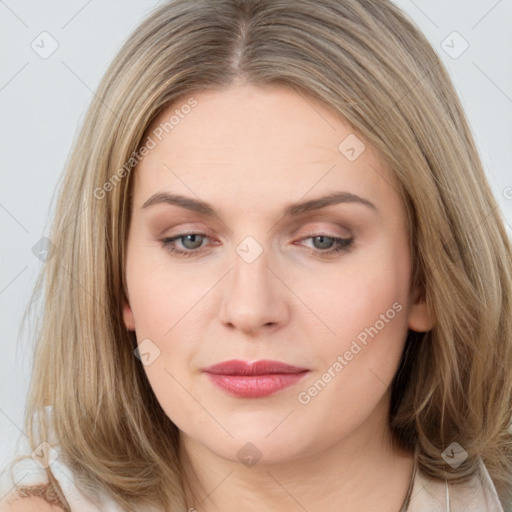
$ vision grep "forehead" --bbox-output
[133,84,400,216]
[146,84,365,160]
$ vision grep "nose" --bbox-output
[218,242,290,336]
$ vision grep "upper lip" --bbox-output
[203,359,309,376]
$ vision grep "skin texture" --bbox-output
[0,494,63,512]
[123,83,434,512]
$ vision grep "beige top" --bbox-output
[399,443,504,512]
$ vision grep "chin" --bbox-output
[205,431,313,466]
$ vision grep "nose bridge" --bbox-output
[219,234,288,333]
[233,235,270,289]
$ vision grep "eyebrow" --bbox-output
[141,191,377,217]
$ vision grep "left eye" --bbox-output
[160,233,354,258]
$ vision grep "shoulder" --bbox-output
[0,487,66,512]
[0,492,64,512]
[408,457,504,512]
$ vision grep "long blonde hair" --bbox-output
[5,0,512,510]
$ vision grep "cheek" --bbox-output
[295,243,412,409]
[125,261,203,426]
[296,241,410,345]
[125,248,206,338]
[291,262,410,444]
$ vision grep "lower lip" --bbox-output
[205,372,309,398]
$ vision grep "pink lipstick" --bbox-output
[202,359,310,398]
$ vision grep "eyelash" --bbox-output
[160,232,354,258]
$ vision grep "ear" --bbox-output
[407,283,435,332]
[123,302,136,331]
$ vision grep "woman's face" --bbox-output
[123,83,432,464]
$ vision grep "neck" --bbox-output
[178,396,415,512]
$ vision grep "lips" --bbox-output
[203,359,309,376]
[202,359,310,398]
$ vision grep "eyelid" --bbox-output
[158,219,353,240]
[293,220,352,237]
[157,222,216,238]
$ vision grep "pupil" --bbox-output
[184,234,203,249]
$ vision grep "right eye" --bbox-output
[160,233,212,257]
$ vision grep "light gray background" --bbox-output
[1,0,511,479]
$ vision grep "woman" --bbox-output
[1,0,511,511]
